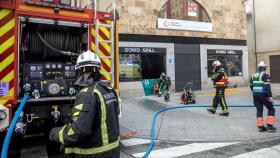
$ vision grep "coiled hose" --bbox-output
[28,30,79,57]
[142,104,280,158]
[1,95,29,158]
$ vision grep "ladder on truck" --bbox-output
[93,0,116,85]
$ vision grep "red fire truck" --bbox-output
[0,0,119,156]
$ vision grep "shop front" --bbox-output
[119,42,175,95]
[119,47,167,81]
[200,45,248,90]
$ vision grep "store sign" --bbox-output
[157,18,212,32]
[207,49,243,55]
[120,47,166,54]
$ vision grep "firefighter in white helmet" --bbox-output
[250,61,276,132]
[207,61,229,116]
[49,50,121,157]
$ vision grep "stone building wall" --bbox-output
[257,51,280,75]
[116,0,247,40]
[81,0,247,40]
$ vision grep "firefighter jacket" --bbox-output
[211,68,228,87]
[250,71,272,96]
[158,75,171,86]
[49,81,120,157]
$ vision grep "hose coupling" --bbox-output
[15,122,26,135]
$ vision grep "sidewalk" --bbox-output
[119,85,280,142]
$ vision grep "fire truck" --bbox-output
[0,0,119,156]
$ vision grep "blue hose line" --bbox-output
[142,103,280,158]
[1,94,29,158]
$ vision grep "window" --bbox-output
[207,50,243,77]
[158,0,210,22]
[120,53,166,81]
[42,0,54,2]
[60,0,71,5]
[120,54,142,81]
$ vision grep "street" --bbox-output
[21,85,280,158]
[21,135,280,158]
[120,137,280,158]
[1,0,280,158]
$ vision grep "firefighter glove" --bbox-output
[49,127,60,143]
[268,97,274,103]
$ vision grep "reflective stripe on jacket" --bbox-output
[52,81,120,157]
[212,68,228,87]
[215,74,228,87]
[252,72,267,93]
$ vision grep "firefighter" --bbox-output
[250,61,276,132]
[49,50,120,157]
[207,61,229,116]
[158,73,171,101]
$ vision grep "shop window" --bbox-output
[120,54,166,81]
[42,0,54,2]
[158,0,210,23]
[207,54,243,77]
[120,54,141,81]
[60,0,71,5]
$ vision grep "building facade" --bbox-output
[116,0,247,93]
[82,0,248,92]
[246,0,280,83]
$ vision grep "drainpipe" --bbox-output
[253,0,258,70]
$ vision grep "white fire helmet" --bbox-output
[75,50,101,70]
[258,61,267,68]
[212,60,221,67]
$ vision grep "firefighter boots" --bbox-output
[258,126,267,132]
[267,125,276,132]
[219,112,229,117]
[207,108,216,114]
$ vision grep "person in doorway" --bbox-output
[49,50,121,157]
[158,72,171,101]
[230,61,242,76]
[207,61,229,116]
[250,61,276,132]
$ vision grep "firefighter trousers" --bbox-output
[253,94,275,126]
[212,87,229,113]
[159,83,170,94]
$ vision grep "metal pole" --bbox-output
[94,0,97,23]
[253,0,258,70]
[112,0,116,88]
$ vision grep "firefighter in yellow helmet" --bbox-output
[49,50,120,157]
[250,61,276,132]
[207,61,229,116]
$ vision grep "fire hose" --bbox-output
[142,103,280,158]
[1,95,29,158]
